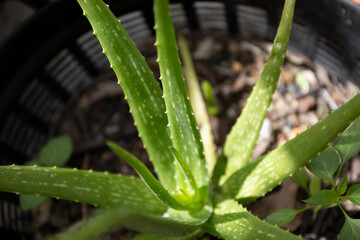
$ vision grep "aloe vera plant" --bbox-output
[1,0,360,239]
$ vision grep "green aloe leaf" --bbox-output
[77,0,176,192]
[0,165,165,213]
[336,118,360,167]
[178,35,217,175]
[337,174,348,196]
[290,167,309,192]
[169,146,199,198]
[340,213,360,240]
[3,166,209,236]
[306,146,339,184]
[154,0,209,200]
[107,141,194,210]
[44,205,202,240]
[221,92,360,201]
[203,195,303,240]
[303,190,339,205]
[38,135,72,167]
[265,208,299,227]
[346,184,360,206]
[221,0,295,183]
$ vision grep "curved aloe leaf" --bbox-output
[107,141,195,210]
[77,0,176,192]
[169,146,199,198]
[1,165,210,237]
[221,0,295,183]
[222,93,360,201]
[154,0,209,199]
[178,35,218,176]
[43,206,203,240]
[203,195,303,240]
[0,165,165,213]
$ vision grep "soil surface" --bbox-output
[31,31,360,240]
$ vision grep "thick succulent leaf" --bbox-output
[154,0,209,196]
[221,0,295,183]
[77,0,176,191]
[221,93,360,201]
[346,184,360,206]
[38,135,72,167]
[1,165,210,236]
[306,146,339,184]
[178,35,217,176]
[43,206,203,240]
[340,213,360,240]
[107,141,195,210]
[203,195,304,240]
[0,165,165,213]
[170,146,199,197]
[265,208,299,227]
[303,190,339,205]
[336,117,360,167]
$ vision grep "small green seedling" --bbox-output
[19,135,72,211]
[201,81,219,116]
[266,118,360,238]
[0,0,359,239]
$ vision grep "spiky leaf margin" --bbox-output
[77,0,176,191]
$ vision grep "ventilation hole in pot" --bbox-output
[0,115,47,160]
[118,11,151,46]
[77,30,109,71]
[18,79,64,125]
[76,10,152,73]
[0,199,31,234]
[194,1,228,31]
[170,3,187,30]
[314,35,347,79]
[45,49,92,93]
[236,5,268,40]
[288,19,310,53]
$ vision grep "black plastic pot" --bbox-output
[0,0,359,238]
